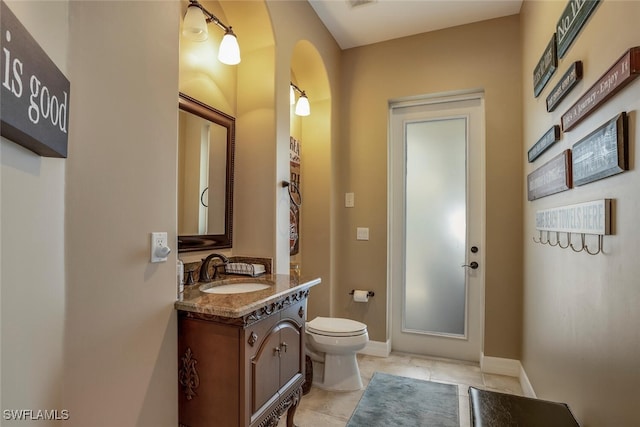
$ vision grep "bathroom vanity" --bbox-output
[175,275,320,427]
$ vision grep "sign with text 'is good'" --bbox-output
[1,0,70,158]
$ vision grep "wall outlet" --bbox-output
[150,232,171,263]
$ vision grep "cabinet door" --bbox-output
[249,322,281,423]
[277,302,305,391]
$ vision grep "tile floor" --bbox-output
[279,352,523,427]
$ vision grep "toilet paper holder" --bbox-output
[349,290,375,297]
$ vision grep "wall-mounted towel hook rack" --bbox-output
[533,199,612,256]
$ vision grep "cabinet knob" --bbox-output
[281,342,288,353]
[274,347,281,356]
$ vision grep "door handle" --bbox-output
[461,261,479,269]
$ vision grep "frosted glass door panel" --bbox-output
[404,118,466,336]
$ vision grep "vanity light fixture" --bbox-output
[290,82,310,116]
[182,0,241,65]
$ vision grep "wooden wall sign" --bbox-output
[572,112,627,186]
[289,136,301,256]
[0,1,70,158]
[556,0,600,59]
[535,199,611,235]
[546,61,583,112]
[533,34,558,97]
[527,150,572,201]
[528,125,561,163]
[562,47,640,131]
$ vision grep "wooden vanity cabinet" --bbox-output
[178,293,307,427]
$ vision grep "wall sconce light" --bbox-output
[182,0,241,65]
[290,82,310,116]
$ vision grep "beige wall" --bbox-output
[1,1,68,423]
[520,1,640,425]
[64,2,179,425]
[338,17,523,356]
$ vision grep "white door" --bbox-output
[388,93,485,362]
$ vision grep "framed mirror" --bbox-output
[178,92,235,252]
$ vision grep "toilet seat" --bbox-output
[307,317,367,337]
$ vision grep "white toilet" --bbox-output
[305,316,369,392]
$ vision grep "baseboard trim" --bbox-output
[480,353,536,398]
[359,339,391,357]
[519,364,537,398]
[480,353,521,377]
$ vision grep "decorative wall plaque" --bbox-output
[556,0,600,59]
[572,112,627,186]
[0,0,71,158]
[536,199,611,235]
[528,125,561,163]
[527,149,572,201]
[562,47,640,131]
[289,136,301,255]
[546,61,583,112]
[533,34,558,97]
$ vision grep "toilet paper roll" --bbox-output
[353,290,370,303]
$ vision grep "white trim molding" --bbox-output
[480,353,537,398]
[358,339,391,358]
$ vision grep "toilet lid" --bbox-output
[307,317,367,337]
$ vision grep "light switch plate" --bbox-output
[356,227,369,241]
[345,192,355,208]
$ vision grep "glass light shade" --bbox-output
[218,30,241,65]
[182,5,208,41]
[290,86,296,105]
[295,94,310,116]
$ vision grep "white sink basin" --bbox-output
[201,282,271,294]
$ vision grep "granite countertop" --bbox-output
[175,274,321,319]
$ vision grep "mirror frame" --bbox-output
[178,92,235,252]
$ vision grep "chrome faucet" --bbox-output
[199,253,229,282]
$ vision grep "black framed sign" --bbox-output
[546,61,583,112]
[527,150,572,201]
[528,125,561,163]
[0,0,70,158]
[533,34,558,97]
[572,112,628,186]
[556,0,600,59]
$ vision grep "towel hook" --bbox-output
[548,232,560,247]
[570,233,585,253]
[558,232,570,249]
[532,230,543,244]
[585,234,603,256]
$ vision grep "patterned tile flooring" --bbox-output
[279,352,523,427]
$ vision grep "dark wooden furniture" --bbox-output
[178,292,308,427]
[469,387,581,427]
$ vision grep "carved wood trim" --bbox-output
[248,332,258,346]
[256,386,303,427]
[178,348,200,401]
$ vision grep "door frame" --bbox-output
[386,89,486,361]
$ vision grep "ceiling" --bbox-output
[308,0,523,49]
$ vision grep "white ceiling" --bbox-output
[308,0,523,49]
